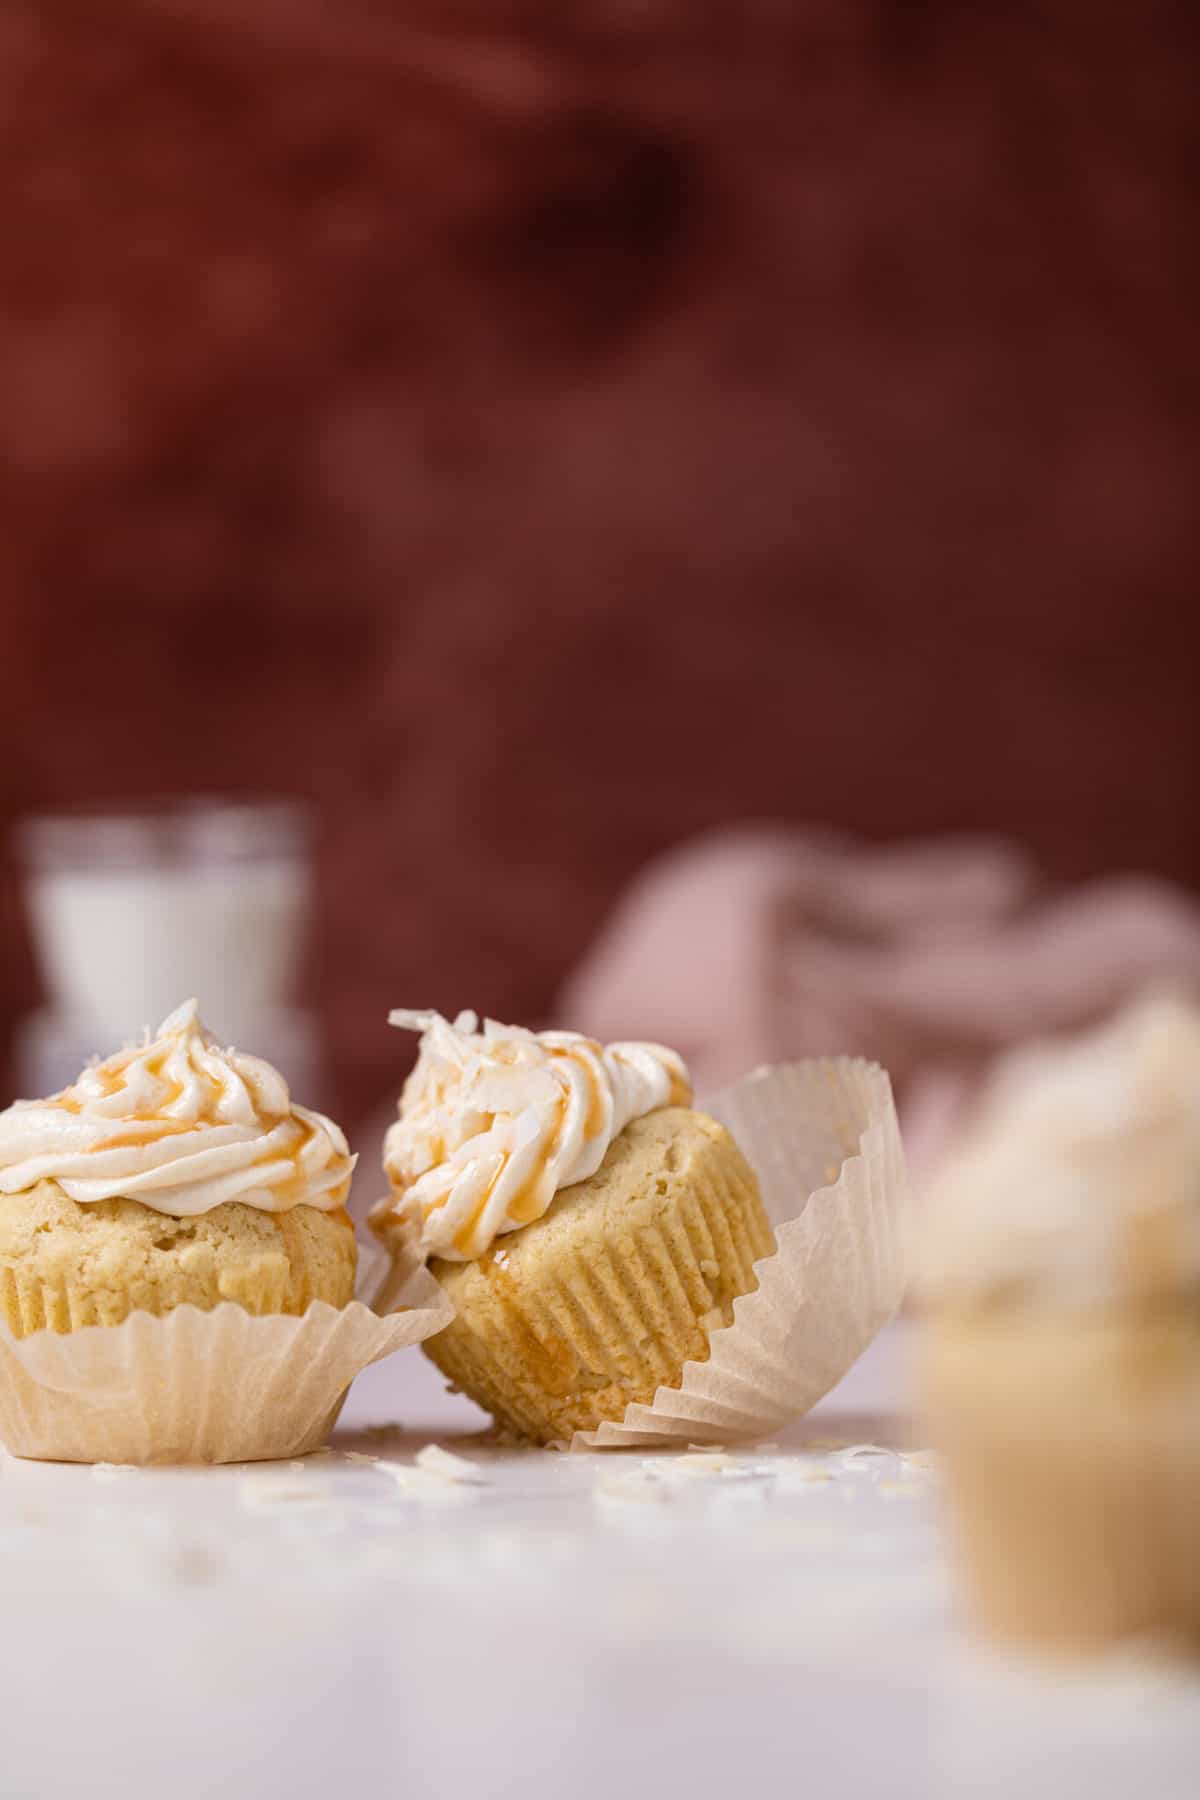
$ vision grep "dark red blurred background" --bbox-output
[1,0,1196,1127]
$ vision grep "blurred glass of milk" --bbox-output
[14,800,318,1099]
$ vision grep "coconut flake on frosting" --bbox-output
[371,1009,691,1261]
[0,999,354,1217]
[919,993,1200,1306]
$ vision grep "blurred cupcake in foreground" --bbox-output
[0,999,357,1334]
[919,995,1200,1656]
[371,1010,776,1444]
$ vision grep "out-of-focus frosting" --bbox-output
[372,1010,692,1261]
[920,994,1200,1305]
[0,999,354,1217]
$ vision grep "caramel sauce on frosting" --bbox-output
[372,1009,691,1262]
[0,999,354,1218]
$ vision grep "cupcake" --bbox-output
[0,998,357,1335]
[370,1010,776,1443]
[918,995,1200,1656]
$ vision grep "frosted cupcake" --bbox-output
[370,1010,775,1443]
[919,996,1200,1655]
[0,999,356,1334]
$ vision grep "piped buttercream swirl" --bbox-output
[372,1010,691,1261]
[0,999,354,1216]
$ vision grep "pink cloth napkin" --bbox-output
[556,829,1200,1174]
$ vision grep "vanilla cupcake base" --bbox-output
[418,1109,775,1444]
[922,1306,1200,1655]
[0,1262,453,1465]
[0,1181,356,1337]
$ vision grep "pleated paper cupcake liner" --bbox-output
[574,1057,911,1448]
[0,1260,452,1465]
[423,1136,773,1444]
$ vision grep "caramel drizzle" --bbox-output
[43,1043,338,1206]
[406,1037,686,1256]
[54,1047,196,1122]
[445,1045,602,1255]
[667,1070,692,1108]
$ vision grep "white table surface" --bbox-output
[2,1322,1196,1800]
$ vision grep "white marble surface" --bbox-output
[2,1324,1195,1800]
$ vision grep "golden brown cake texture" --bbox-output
[0,1180,357,1338]
[420,1107,775,1443]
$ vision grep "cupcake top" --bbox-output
[920,994,1200,1306]
[372,1009,691,1261]
[0,999,354,1217]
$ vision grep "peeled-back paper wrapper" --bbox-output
[0,1255,452,1466]
[573,1057,911,1448]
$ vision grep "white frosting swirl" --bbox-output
[373,1010,692,1261]
[920,994,1200,1305]
[0,999,354,1217]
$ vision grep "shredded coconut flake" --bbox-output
[238,1477,330,1509]
[655,1452,736,1477]
[774,1468,835,1490]
[372,1462,481,1501]
[371,1465,422,1492]
[91,1463,137,1481]
[414,1444,490,1483]
[596,1470,672,1504]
